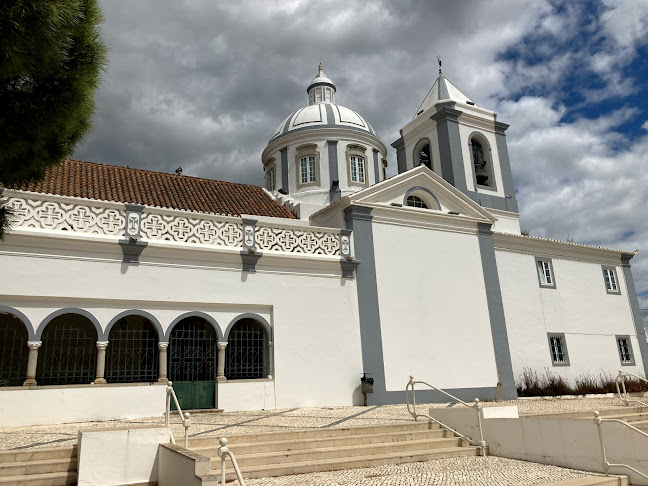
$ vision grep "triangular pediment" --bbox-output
[347,166,496,223]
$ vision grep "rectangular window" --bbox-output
[602,266,620,294]
[616,336,634,365]
[300,156,316,183]
[267,168,276,192]
[315,87,322,102]
[535,257,556,288]
[548,333,569,366]
[350,156,365,183]
[324,87,332,102]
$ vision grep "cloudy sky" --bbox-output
[74,0,648,306]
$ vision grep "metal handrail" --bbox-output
[593,411,648,481]
[406,376,487,456]
[218,437,246,486]
[615,370,648,407]
[165,381,191,449]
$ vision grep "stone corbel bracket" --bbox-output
[241,217,262,272]
[339,229,359,278]
[119,203,148,264]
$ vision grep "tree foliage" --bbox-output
[0,0,107,235]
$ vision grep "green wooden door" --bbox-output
[169,317,217,410]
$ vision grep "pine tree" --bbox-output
[0,0,107,238]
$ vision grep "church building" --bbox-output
[0,65,646,424]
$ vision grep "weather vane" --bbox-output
[437,55,442,75]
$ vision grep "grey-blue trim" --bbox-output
[391,136,406,174]
[535,256,557,289]
[165,311,223,342]
[103,310,164,341]
[602,265,622,295]
[547,332,570,366]
[467,131,498,193]
[293,105,323,127]
[306,81,336,93]
[0,305,35,340]
[281,111,298,134]
[431,107,466,191]
[621,255,648,377]
[344,205,387,404]
[335,105,367,128]
[280,147,289,193]
[270,124,380,145]
[324,104,336,126]
[364,386,514,405]
[241,250,263,272]
[224,313,272,342]
[494,122,519,212]
[463,191,516,212]
[36,308,102,341]
[476,223,517,398]
[119,239,147,264]
[403,186,440,210]
[615,334,636,366]
[124,203,145,212]
[327,140,340,203]
[372,149,379,185]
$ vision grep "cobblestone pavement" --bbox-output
[0,395,628,451]
[239,457,601,486]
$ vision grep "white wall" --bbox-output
[78,426,169,486]
[218,380,275,411]
[372,220,500,391]
[0,384,166,427]
[496,250,645,384]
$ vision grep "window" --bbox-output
[350,155,365,183]
[324,87,332,102]
[300,156,316,183]
[548,333,569,366]
[225,318,268,379]
[406,195,427,208]
[470,134,496,189]
[267,167,276,192]
[616,336,634,365]
[413,139,432,170]
[315,87,323,102]
[535,257,556,288]
[602,266,620,294]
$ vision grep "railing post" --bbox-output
[183,412,191,449]
[594,411,610,476]
[218,437,229,486]
[165,381,172,428]
[474,398,487,456]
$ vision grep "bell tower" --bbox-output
[392,61,519,214]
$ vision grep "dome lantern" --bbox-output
[307,63,336,105]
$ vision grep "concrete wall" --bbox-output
[218,380,275,411]
[372,220,500,391]
[158,443,209,486]
[0,384,166,427]
[77,426,169,486]
[496,250,645,384]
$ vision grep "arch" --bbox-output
[35,308,102,340]
[225,316,270,380]
[412,138,433,171]
[0,311,29,386]
[106,313,159,383]
[0,306,34,339]
[165,311,223,342]
[467,131,497,190]
[403,187,441,211]
[104,310,164,341]
[224,313,273,342]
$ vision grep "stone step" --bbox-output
[0,448,76,465]
[0,458,77,477]
[189,421,439,448]
[220,445,480,479]
[192,427,449,456]
[231,437,466,468]
[0,470,77,486]
[541,475,629,485]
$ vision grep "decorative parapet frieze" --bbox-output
[255,222,341,256]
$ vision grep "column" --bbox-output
[267,341,274,379]
[94,341,109,384]
[23,341,42,386]
[158,342,169,383]
[217,342,227,382]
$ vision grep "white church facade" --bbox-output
[0,66,646,424]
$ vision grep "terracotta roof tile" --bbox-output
[6,159,296,219]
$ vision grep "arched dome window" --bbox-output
[470,133,495,189]
[403,188,440,211]
[406,195,427,208]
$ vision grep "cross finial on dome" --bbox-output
[437,55,442,75]
[318,62,324,76]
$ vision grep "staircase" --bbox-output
[189,421,480,479]
[0,446,77,485]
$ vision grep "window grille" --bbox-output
[37,315,97,385]
[617,337,633,364]
[226,319,267,380]
[168,317,216,382]
[604,268,618,292]
[537,260,553,285]
[548,334,568,365]
[350,156,365,183]
[406,195,428,208]
[0,314,28,386]
[105,316,159,383]
[300,156,316,183]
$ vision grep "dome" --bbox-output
[269,103,378,142]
